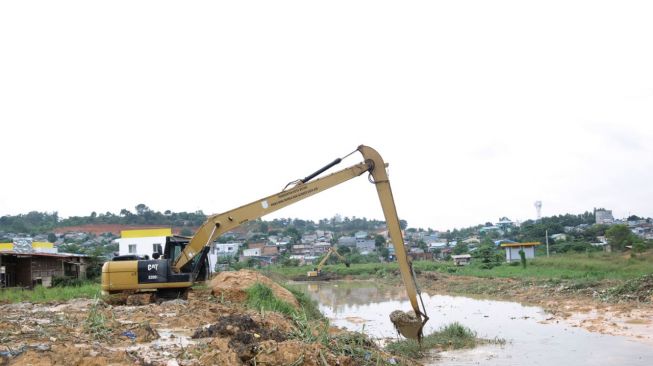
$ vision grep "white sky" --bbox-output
[1,1,652,231]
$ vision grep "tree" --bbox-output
[135,203,150,215]
[374,235,386,248]
[452,242,468,255]
[606,224,635,251]
[283,227,301,243]
[474,243,498,269]
[47,233,57,243]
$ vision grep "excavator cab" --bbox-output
[102,235,210,298]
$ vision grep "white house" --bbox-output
[117,228,171,258]
[207,242,241,271]
[243,248,261,257]
[500,242,539,262]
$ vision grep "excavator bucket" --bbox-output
[390,310,425,341]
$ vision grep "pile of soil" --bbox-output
[210,269,299,308]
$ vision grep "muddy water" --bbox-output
[290,280,652,366]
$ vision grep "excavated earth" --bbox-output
[0,270,410,366]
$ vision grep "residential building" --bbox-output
[354,231,368,240]
[550,233,568,242]
[337,236,356,247]
[243,248,261,257]
[261,246,278,256]
[595,209,614,225]
[210,242,241,257]
[1,241,89,288]
[355,240,375,254]
[116,228,171,258]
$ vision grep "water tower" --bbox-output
[534,201,542,220]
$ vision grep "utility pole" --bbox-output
[545,229,549,257]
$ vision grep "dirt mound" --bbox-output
[210,269,299,308]
[193,314,288,362]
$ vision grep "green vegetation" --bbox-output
[245,283,298,317]
[284,285,324,320]
[85,298,112,340]
[601,274,653,302]
[386,322,502,358]
[0,282,100,303]
[247,282,394,365]
[268,251,653,282]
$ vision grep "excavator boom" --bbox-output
[102,145,428,340]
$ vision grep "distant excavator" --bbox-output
[307,246,350,277]
[102,145,429,340]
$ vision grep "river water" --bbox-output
[290,280,652,366]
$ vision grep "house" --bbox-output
[451,254,471,266]
[337,236,357,247]
[301,234,318,244]
[0,241,89,288]
[354,231,368,240]
[116,228,172,258]
[355,240,376,254]
[595,209,614,225]
[247,242,266,250]
[210,242,241,257]
[313,242,331,254]
[428,241,448,251]
[500,242,540,262]
[261,246,278,256]
[242,248,261,257]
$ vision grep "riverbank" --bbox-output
[417,271,653,344]
[267,252,653,345]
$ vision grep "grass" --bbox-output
[247,282,395,365]
[84,297,112,340]
[386,322,502,359]
[0,282,101,303]
[441,252,653,281]
[268,251,653,282]
[284,285,324,320]
[245,282,298,317]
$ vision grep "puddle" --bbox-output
[110,328,194,364]
[290,280,653,366]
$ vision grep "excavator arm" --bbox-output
[170,145,427,339]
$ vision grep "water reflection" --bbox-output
[290,280,652,366]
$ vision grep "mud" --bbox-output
[0,271,405,365]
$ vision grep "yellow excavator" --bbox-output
[101,145,428,340]
[306,246,350,277]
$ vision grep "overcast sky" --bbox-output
[1,1,652,231]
